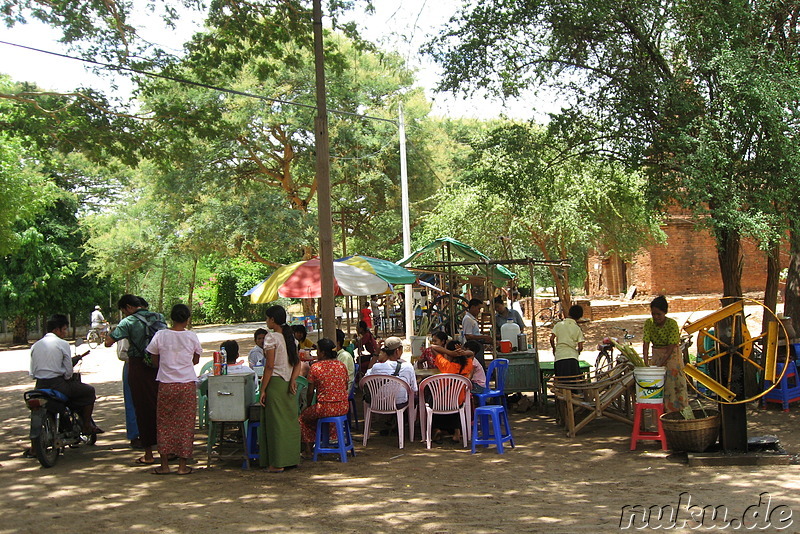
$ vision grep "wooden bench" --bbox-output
[550,362,636,437]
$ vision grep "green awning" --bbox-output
[396,237,516,286]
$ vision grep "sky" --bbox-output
[0,1,559,121]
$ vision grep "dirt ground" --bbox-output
[3,310,800,533]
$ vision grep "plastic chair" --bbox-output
[313,415,355,462]
[347,363,360,430]
[197,360,214,429]
[418,374,472,449]
[475,358,509,409]
[360,375,416,449]
[296,376,309,416]
[471,404,514,454]
[762,361,800,411]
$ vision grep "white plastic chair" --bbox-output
[359,375,416,449]
[418,374,472,449]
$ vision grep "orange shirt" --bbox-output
[433,354,473,403]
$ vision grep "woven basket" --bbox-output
[659,409,720,452]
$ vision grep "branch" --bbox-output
[1,91,154,121]
[244,244,282,267]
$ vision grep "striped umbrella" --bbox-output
[246,257,390,304]
[336,255,417,285]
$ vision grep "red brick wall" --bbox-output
[590,212,778,297]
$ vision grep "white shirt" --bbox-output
[30,333,72,380]
[264,331,296,382]
[365,359,417,403]
[90,309,105,328]
[248,345,265,368]
[146,329,202,383]
[462,311,481,342]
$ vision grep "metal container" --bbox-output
[517,333,528,351]
[207,375,255,422]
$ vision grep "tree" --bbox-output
[428,0,800,302]
[460,121,659,306]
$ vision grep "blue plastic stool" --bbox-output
[244,420,260,467]
[763,361,800,411]
[471,405,514,454]
[313,415,355,462]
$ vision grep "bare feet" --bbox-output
[266,466,285,473]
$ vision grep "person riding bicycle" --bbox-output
[30,314,102,435]
[90,305,108,335]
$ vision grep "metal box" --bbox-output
[207,375,255,422]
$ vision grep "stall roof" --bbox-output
[396,237,516,286]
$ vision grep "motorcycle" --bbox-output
[24,340,96,468]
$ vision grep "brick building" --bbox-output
[586,212,781,297]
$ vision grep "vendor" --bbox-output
[642,296,688,413]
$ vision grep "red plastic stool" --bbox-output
[630,402,667,451]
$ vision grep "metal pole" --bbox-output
[312,0,335,340]
[400,103,414,341]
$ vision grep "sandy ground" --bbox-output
[3,311,800,533]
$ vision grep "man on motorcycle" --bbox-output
[30,314,102,435]
[90,305,108,334]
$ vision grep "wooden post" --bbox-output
[312,0,335,340]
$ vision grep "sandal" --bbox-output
[432,431,444,445]
[266,466,285,473]
[135,457,155,465]
[151,467,171,475]
[176,467,193,475]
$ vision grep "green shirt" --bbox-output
[111,309,165,358]
[643,317,680,347]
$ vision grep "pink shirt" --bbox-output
[146,329,202,384]
[264,331,296,382]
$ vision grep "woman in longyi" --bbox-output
[642,296,689,413]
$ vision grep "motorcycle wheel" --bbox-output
[32,412,59,468]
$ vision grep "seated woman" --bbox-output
[417,331,448,369]
[356,320,379,375]
[299,338,349,459]
[428,339,474,444]
[291,324,314,378]
[462,340,487,392]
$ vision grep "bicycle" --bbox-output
[86,323,108,349]
[595,328,635,378]
[536,298,564,326]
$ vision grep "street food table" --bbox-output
[496,349,541,400]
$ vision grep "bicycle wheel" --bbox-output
[594,350,614,379]
[87,330,99,349]
[537,308,553,325]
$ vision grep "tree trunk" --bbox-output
[12,316,28,345]
[158,256,167,313]
[762,241,780,333]
[785,225,800,335]
[715,225,743,303]
[187,256,198,328]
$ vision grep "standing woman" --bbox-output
[145,304,202,475]
[299,338,349,458]
[106,294,164,465]
[642,296,689,413]
[258,305,302,472]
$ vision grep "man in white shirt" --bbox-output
[365,336,417,404]
[462,298,492,344]
[30,314,100,435]
[90,305,108,334]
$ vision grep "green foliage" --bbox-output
[428,0,800,296]
[192,259,275,324]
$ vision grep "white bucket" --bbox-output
[410,335,427,357]
[633,366,666,404]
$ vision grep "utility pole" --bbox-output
[312,0,335,339]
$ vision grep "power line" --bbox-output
[0,39,398,125]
